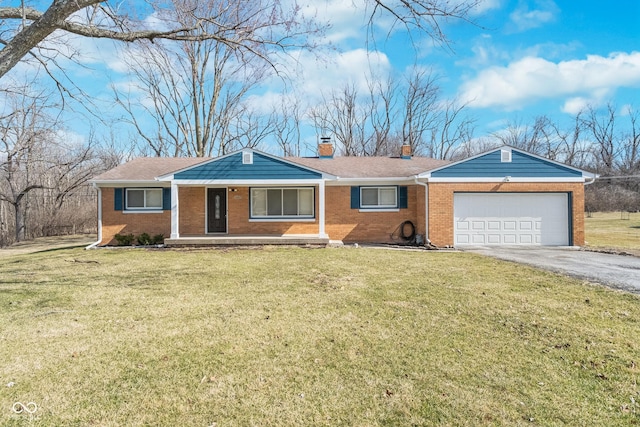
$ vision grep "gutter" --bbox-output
[85,185,102,250]
[414,176,430,244]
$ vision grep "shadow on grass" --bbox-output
[31,244,89,254]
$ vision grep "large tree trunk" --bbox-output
[13,200,26,242]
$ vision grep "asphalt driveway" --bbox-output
[464,247,640,295]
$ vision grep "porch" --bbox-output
[164,234,331,247]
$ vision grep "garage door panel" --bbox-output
[454,193,569,246]
[504,234,517,244]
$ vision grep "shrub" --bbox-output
[137,233,152,246]
[114,233,135,246]
[151,234,165,245]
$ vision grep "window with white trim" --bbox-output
[250,188,314,218]
[360,186,397,208]
[126,188,163,210]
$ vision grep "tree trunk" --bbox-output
[13,200,26,242]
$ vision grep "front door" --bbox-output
[207,188,227,233]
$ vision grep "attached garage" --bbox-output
[453,193,570,246]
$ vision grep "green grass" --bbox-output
[1,246,639,426]
[585,212,640,256]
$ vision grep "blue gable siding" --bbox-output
[431,150,582,178]
[174,152,321,180]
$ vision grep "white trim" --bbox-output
[170,182,179,239]
[360,186,398,209]
[86,185,102,249]
[242,150,253,165]
[318,180,327,237]
[125,188,163,210]
[358,208,400,213]
[123,210,164,214]
[249,218,316,223]
[501,147,512,162]
[328,177,414,185]
[167,179,324,186]
[91,181,168,187]
[249,187,315,219]
[426,177,587,183]
[414,177,429,243]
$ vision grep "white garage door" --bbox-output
[454,193,569,246]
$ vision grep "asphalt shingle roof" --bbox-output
[92,157,211,182]
[287,156,449,178]
[92,154,449,182]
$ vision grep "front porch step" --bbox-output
[164,235,330,247]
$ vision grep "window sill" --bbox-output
[358,208,400,212]
[123,210,165,214]
[249,218,316,222]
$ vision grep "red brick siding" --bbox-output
[100,188,171,245]
[325,185,424,243]
[427,182,585,247]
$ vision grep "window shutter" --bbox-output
[350,186,360,209]
[114,188,123,211]
[399,186,408,209]
[162,187,171,210]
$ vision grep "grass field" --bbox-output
[1,246,639,426]
[585,211,640,256]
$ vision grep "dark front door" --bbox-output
[207,188,227,233]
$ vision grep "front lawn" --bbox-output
[1,247,639,425]
[585,211,640,256]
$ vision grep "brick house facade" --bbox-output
[90,145,595,247]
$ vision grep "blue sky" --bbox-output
[4,0,640,156]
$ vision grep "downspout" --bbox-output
[414,177,429,244]
[85,184,102,250]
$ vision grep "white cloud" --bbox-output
[508,0,559,32]
[561,97,591,115]
[250,48,391,113]
[459,51,640,111]
[300,0,368,44]
[469,0,503,16]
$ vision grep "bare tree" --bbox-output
[365,0,482,47]
[583,103,619,175]
[0,0,325,80]
[619,106,640,175]
[273,93,305,156]
[309,83,368,156]
[429,98,475,160]
[401,68,440,156]
[0,90,53,241]
[0,89,101,243]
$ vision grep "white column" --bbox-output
[170,182,179,239]
[318,180,327,238]
[96,187,102,243]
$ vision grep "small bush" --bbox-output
[114,233,135,246]
[137,233,152,246]
[151,234,165,245]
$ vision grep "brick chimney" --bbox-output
[401,144,412,159]
[318,136,334,159]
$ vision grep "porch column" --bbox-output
[170,182,179,239]
[318,180,327,238]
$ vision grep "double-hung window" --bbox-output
[360,186,397,209]
[251,188,314,218]
[126,188,163,210]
